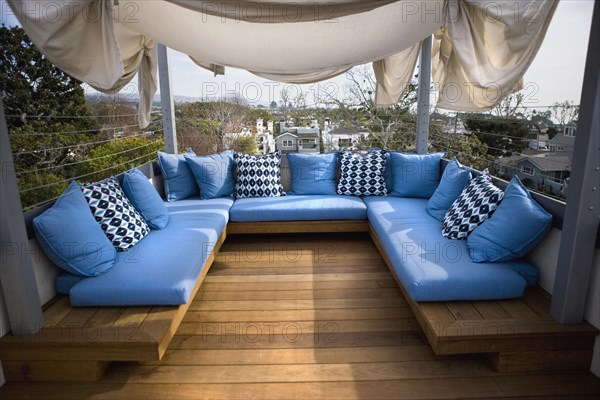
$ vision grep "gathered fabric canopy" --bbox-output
[9,0,558,126]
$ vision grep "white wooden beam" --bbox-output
[415,35,432,155]
[0,97,44,335]
[157,44,178,154]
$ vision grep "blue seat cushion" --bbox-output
[229,195,367,222]
[363,196,538,301]
[34,181,116,277]
[67,198,234,306]
[185,150,235,199]
[122,167,169,229]
[158,150,198,201]
[390,152,445,198]
[56,273,85,295]
[287,152,339,195]
[467,176,552,262]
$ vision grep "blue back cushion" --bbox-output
[390,152,445,198]
[467,176,553,262]
[158,150,198,201]
[427,158,472,221]
[287,152,340,195]
[185,150,235,199]
[122,168,169,229]
[33,181,116,277]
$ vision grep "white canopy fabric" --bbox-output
[9,0,557,127]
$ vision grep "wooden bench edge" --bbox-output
[227,220,369,234]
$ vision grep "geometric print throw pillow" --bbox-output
[337,150,388,196]
[233,151,286,198]
[81,177,150,251]
[441,170,504,240]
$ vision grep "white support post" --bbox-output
[551,2,600,324]
[157,44,178,154]
[415,35,433,155]
[0,97,44,335]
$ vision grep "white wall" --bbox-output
[529,227,600,376]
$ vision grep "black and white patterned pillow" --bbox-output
[234,152,286,198]
[337,150,388,196]
[441,170,504,239]
[81,177,150,251]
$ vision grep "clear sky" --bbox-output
[2,0,594,108]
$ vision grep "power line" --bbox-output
[20,152,159,194]
[12,130,162,156]
[5,111,160,119]
[16,139,163,176]
[9,123,145,136]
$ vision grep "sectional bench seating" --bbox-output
[0,150,597,381]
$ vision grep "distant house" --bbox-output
[548,121,577,152]
[275,127,320,154]
[324,125,369,151]
[496,154,571,195]
[275,132,299,153]
[255,118,275,154]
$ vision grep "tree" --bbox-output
[317,64,419,150]
[491,93,526,119]
[1,26,165,209]
[1,26,99,208]
[176,100,254,154]
[550,100,579,128]
[464,114,529,157]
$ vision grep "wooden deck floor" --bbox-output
[1,233,599,399]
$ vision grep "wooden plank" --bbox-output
[183,307,414,323]
[227,220,369,234]
[489,349,594,372]
[42,297,74,327]
[196,287,402,301]
[471,301,512,320]
[104,359,499,384]
[189,297,407,312]
[1,375,599,400]
[150,345,436,366]
[521,286,553,318]
[198,279,398,292]
[3,360,109,382]
[55,307,98,329]
[169,331,424,350]
[176,318,420,336]
[211,259,387,269]
[208,265,387,276]
[498,298,540,319]
[446,302,484,321]
[204,272,393,283]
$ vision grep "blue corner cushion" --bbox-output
[229,195,367,222]
[363,196,538,301]
[185,150,235,199]
[65,198,234,306]
[467,176,552,263]
[427,158,472,221]
[158,150,198,201]
[122,168,169,229]
[390,152,445,198]
[287,152,340,195]
[33,181,116,277]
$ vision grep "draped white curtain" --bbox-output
[8,0,558,127]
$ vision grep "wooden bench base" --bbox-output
[0,229,227,382]
[1,221,597,382]
[369,226,598,372]
[227,220,369,234]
